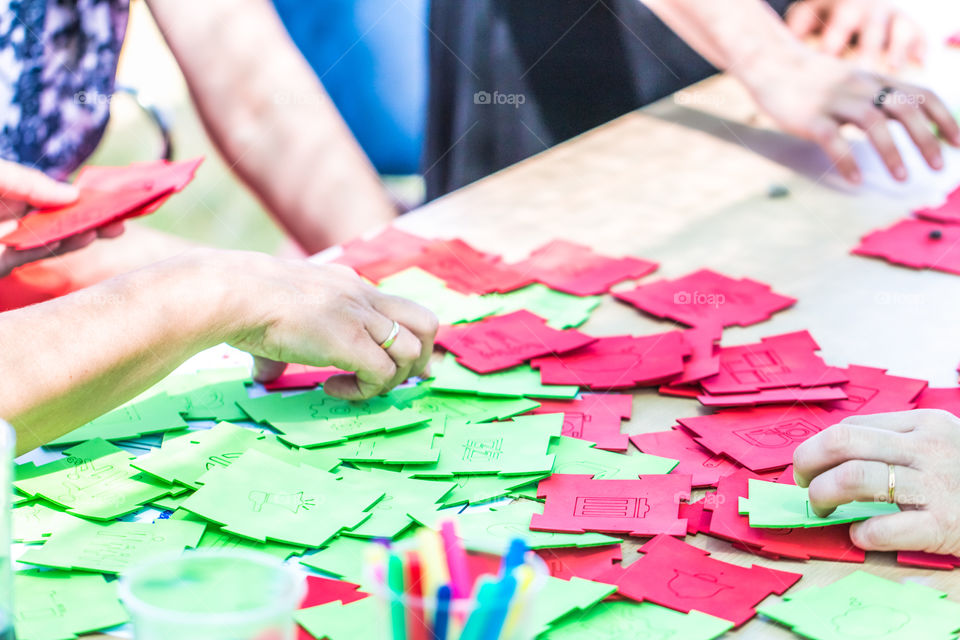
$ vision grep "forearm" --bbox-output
[0,251,235,453]
[147,0,397,252]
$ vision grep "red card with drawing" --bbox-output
[672,324,723,384]
[613,269,796,328]
[334,227,433,277]
[531,332,690,389]
[530,473,691,536]
[699,331,848,395]
[535,544,623,581]
[822,365,926,414]
[596,534,802,626]
[436,310,595,373]
[897,550,960,570]
[525,393,632,451]
[262,364,347,391]
[0,158,203,250]
[697,385,847,408]
[852,217,960,275]
[914,185,960,224]
[630,428,744,487]
[704,470,865,563]
[511,239,658,296]
[677,404,837,472]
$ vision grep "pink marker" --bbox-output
[439,520,470,599]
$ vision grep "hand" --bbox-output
[793,409,960,557]
[223,253,438,400]
[786,0,926,70]
[739,49,960,184]
[0,159,124,277]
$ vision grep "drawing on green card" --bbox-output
[738,479,900,528]
[13,501,86,543]
[393,383,540,422]
[434,472,549,508]
[14,570,129,640]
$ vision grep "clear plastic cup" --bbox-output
[366,546,549,640]
[0,421,13,639]
[119,549,305,640]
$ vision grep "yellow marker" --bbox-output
[501,564,536,637]
[417,528,450,596]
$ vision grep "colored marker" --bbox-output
[502,564,536,637]
[416,528,450,597]
[458,579,497,640]
[387,553,407,640]
[501,538,528,575]
[433,584,452,640]
[482,573,517,640]
[405,552,429,640]
[439,520,470,599]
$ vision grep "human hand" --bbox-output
[0,160,124,277]
[738,48,960,184]
[793,409,960,556]
[786,0,926,70]
[223,253,438,400]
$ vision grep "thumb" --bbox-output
[252,356,288,383]
[0,162,79,208]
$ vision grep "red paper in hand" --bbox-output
[823,365,926,414]
[678,404,837,472]
[530,473,691,536]
[526,393,632,452]
[262,364,347,391]
[436,310,595,373]
[697,385,847,408]
[1,158,203,250]
[699,331,847,395]
[704,470,865,563]
[852,218,960,275]
[630,429,743,487]
[914,185,960,224]
[511,239,657,296]
[596,534,801,626]
[614,269,795,328]
[334,227,433,277]
[535,544,623,580]
[531,332,690,390]
[897,550,960,570]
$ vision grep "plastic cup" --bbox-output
[0,421,13,639]
[367,545,549,640]
[119,549,305,640]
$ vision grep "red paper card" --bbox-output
[0,158,203,250]
[299,575,368,609]
[436,310,595,373]
[950,32,960,47]
[511,239,658,296]
[535,544,623,581]
[914,185,960,224]
[897,550,960,570]
[699,331,848,395]
[677,404,837,472]
[262,364,347,391]
[531,332,690,390]
[704,470,865,563]
[530,473,691,536]
[658,384,702,398]
[614,269,796,328]
[822,365,926,414]
[697,385,847,407]
[852,218,960,275]
[678,498,712,535]
[630,429,744,487]
[674,324,723,384]
[596,534,801,626]
[526,393,632,452]
[333,227,433,276]
[914,387,960,417]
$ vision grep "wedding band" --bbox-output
[379,321,401,350]
[874,86,896,109]
[887,464,896,503]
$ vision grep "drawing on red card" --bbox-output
[829,384,879,413]
[831,599,909,637]
[732,420,822,448]
[667,570,732,599]
[724,349,789,384]
[461,438,504,462]
[573,496,649,519]
[561,414,585,438]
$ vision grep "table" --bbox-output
[373,72,960,636]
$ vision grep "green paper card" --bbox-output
[337,467,455,539]
[377,267,500,325]
[162,368,252,421]
[14,439,175,520]
[488,284,601,329]
[543,601,733,640]
[430,354,579,399]
[314,418,445,466]
[758,570,960,640]
[197,524,306,560]
[19,519,205,574]
[13,501,86,543]
[150,492,193,511]
[295,596,382,640]
[46,393,189,447]
[550,435,678,477]
[405,414,561,477]
[299,535,372,583]
[13,570,128,640]
[410,500,619,554]
[529,577,618,637]
[181,449,382,547]
[393,383,541,422]
[739,479,901,528]
[434,472,550,508]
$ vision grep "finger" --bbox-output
[914,87,960,147]
[821,2,863,56]
[54,231,97,255]
[373,293,439,379]
[831,97,907,180]
[793,421,915,487]
[0,164,79,207]
[785,1,823,39]
[808,116,862,183]
[252,356,288,383]
[322,337,397,401]
[366,312,422,389]
[834,409,931,432]
[881,97,944,170]
[96,221,125,239]
[807,460,924,516]
[887,15,922,71]
[0,243,60,274]
[859,8,891,63]
[849,510,940,551]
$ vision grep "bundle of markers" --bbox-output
[366,520,545,640]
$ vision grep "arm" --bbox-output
[641,0,960,183]
[0,249,437,455]
[145,0,397,252]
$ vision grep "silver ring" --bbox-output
[379,321,401,350]
[874,86,896,110]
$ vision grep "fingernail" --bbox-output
[894,166,908,181]
[849,170,862,184]
[933,155,944,171]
